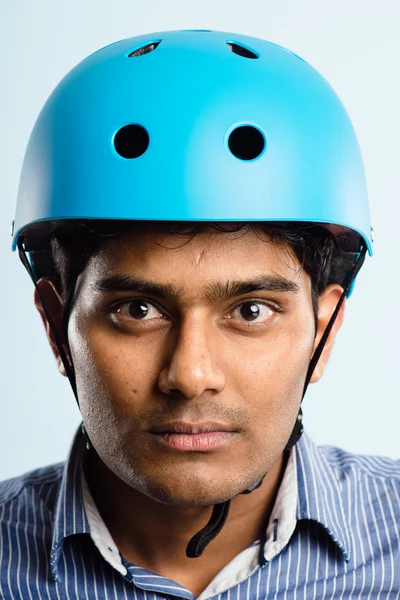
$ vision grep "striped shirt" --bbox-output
[0,428,399,599]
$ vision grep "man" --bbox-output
[2,30,399,598]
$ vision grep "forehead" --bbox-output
[83,228,307,289]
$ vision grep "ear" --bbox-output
[310,284,345,384]
[34,279,71,377]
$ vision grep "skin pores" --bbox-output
[67,228,318,506]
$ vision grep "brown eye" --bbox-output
[240,302,261,321]
[116,300,163,321]
[128,301,150,319]
[229,301,274,324]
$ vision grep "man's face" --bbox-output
[66,228,317,506]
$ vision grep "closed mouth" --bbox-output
[149,421,235,434]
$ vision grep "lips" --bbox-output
[148,421,236,451]
[149,421,234,434]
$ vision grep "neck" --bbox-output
[85,451,287,596]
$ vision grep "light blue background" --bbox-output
[1,0,399,481]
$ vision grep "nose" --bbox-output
[157,316,226,399]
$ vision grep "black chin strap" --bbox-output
[186,474,264,558]
[18,239,93,449]
[186,502,231,558]
[284,245,367,451]
[18,239,79,400]
[19,238,366,559]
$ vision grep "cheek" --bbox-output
[225,317,314,439]
[229,315,314,384]
[68,316,165,422]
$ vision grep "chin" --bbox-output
[128,467,263,507]
[142,484,238,507]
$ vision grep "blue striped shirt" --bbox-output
[0,429,399,599]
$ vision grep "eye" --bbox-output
[116,300,164,321]
[229,301,274,323]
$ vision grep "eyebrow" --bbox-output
[92,276,180,300]
[205,276,299,302]
[92,274,299,302]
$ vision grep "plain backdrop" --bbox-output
[1,0,399,481]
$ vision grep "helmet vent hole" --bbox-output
[228,126,265,161]
[114,124,149,159]
[128,41,161,58]
[227,43,259,59]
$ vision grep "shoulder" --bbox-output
[299,434,400,529]
[319,443,400,482]
[317,443,400,529]
[0,462,64,512]
[300,438,400,568]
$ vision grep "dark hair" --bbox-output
[34,220,358,336]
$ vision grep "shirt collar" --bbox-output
[50,427,90,581]
[50,427,351,581]
[295,433,352,561]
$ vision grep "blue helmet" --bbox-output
[12,29,372,258]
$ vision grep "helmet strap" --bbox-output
[285,244,367,451]
[186,501,231,558]
[17,239,91,450]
